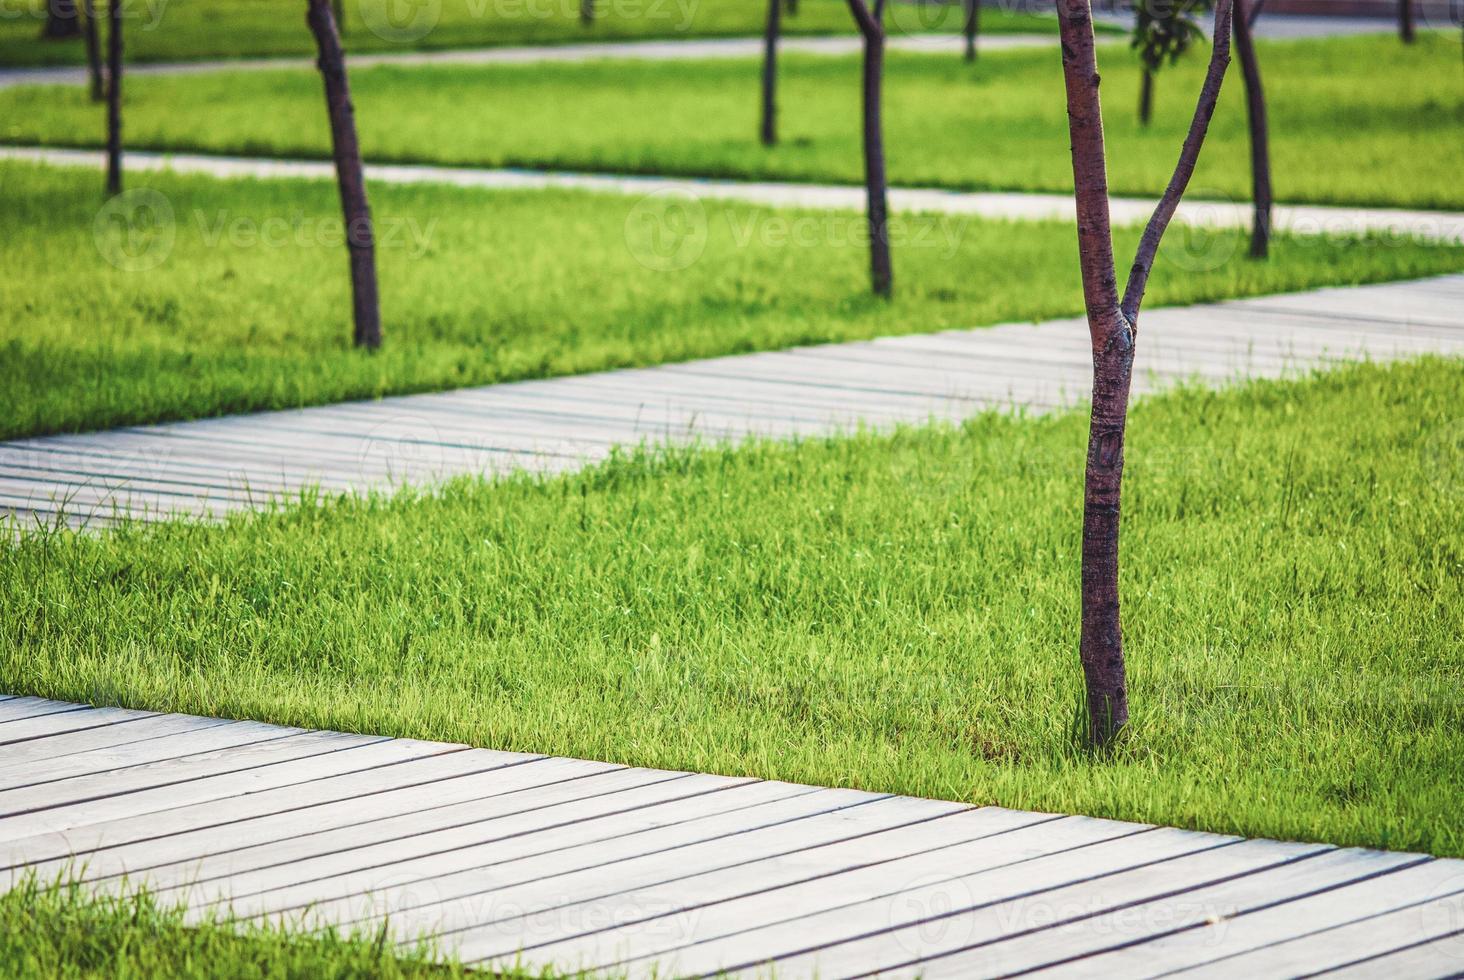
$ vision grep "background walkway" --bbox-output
[5,146,1463,246]
[2,274,1461,528]
[0,15,1401,89]
[3,693,1462,977]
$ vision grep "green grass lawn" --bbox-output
[0,877,560,979]
[3,358,1462,856]
[6,160,1464,441]
[0,0,1060,67]
[3,35,1460,208]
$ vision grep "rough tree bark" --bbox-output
[306,0,382,350]
[761,0,781,145]
[1398,0,1415,42]
[1056,0,1233,745]
[105,0,121,195]
[43,0,82,38]
[964,0,979,61]
[1138,67,1154,125]
[846,0,893,297]
[1232,0,1271,257]
[81,0,104,102]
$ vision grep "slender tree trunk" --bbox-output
[847,0,892,297]
[43,0,82,38]
[306,0,382,350]
[761,0,780,146]
[1398,0,1415,42]
[81,0,104,102]
[1055,0,1233,746]
[105,0,121,195]
[581,0,594,26]
[1138,67,1154,125]
[786,0,798,15]
[1232,0,1271,258]
[963,0,979,61]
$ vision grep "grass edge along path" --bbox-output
[3,357,1462,859]
[5,158,1464,442]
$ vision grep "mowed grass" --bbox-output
[3,359,1462,855]
[6,160,1464,441]
[0,0,1060,67]
[0,877,560,979]
[3,34,1461,208]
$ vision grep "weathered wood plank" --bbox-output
[0,705,159,749]
[0,710,229,765]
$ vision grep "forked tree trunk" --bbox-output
[761,0,780,146]
[306,0,382,350]
[964,0,979,61]
[1232,0,1271,258]
[81,0,103,102]
[1398,0,1415,42]
[43,0,82,38]
[1138,67,1154,125]
[105,0,121,195]
[1055,0,1233,746]
[847,0,893,297]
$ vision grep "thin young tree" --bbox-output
[1398,0,1415,42]
[1057,0,1234,745]
[1232,0,1271,257]
[82,0,104,102]
[581,0,594,26]
[963,0,979,61]
[306,0,383,349]
[105,0,122,195]
[761,0,781,145]
[786,0,798,14]
[1138,67,1154,125]
[1132,0,1205,125]
[43,0,82,38]
[846,0,893,297]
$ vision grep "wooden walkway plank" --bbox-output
[0,705,160,750]
[0,698,94,725]
[0,743,515,868]
[242,780,826,930]
[1175,888,1464,978]
[0,729,378,820]
[913,845,1427,978]
[312,789,917,960]
[1040,855,1464,977]
[1319,931,1464,979]
[123,763,678,904]
[529,811,1118,974]
[0,711,237,766]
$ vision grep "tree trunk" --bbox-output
[581,0,594,26]
[43,0,82,39]
[786,0,798,15]
[963,0,979,61]
[847,0,892,297]
[105,0,121,196]
[1398,0,1415,42]
[1055,0,1234,746]
[761,0,780,146]
[1232,0,1271,258]
[306,0,382,350]
[81,0,104,102]
[1138,67,1154,125]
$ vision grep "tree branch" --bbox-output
[846,0,881,38]
[1120,0,1234,325]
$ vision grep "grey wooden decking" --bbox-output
[3,274,1462,530]
[2,695,1463,977]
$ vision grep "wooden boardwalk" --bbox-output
[2,274,1462,529]
[2,694,1463,977]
